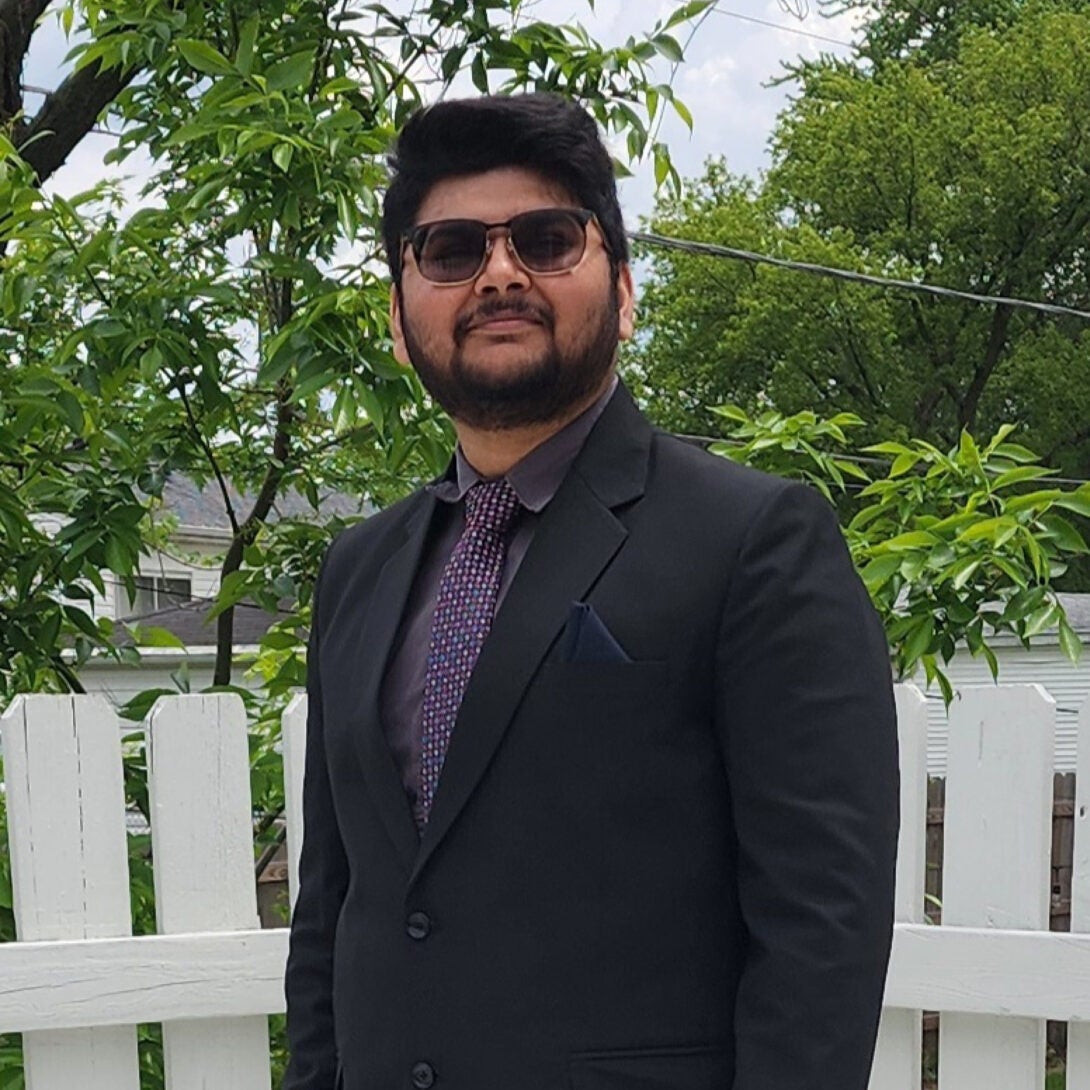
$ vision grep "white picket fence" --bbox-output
[1,684,1089,1089]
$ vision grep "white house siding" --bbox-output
[917,638,1090,775]
[95,533,227,624]
[76,653,262,709]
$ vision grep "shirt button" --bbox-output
[411,1061,436,1088]
[406,911,431,941]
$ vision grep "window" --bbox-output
[118,575,193,620]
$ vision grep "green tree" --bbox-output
[0,0,712,702]
[818,0,1090,65]
[629,5,1090,485]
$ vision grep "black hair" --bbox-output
[382,93,628,284]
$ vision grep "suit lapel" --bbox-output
[352,493,436,874]
[411,384,652,885]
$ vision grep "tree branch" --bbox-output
[213,382,296,686]
[959,299,1013,432]
[178,381,241,537]
[16,54,138,183]
[0,0,51,123]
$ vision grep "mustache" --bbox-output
[454,299,554,342]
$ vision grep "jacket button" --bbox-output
[411,1061,435,1088]
[406,911,431,940]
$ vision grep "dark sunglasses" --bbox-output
[403,207,602,285]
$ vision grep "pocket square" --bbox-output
[560,602,632,664]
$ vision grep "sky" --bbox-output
[20,0,861,220]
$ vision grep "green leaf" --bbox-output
[1023,603,1060,639]
[261,629,302,651]
[951,558,982,591]
[471,50,488,92]
[881,530,939,550]
[863,441,914,456]
[236,16,260,76]
[992,442,1040,464]
[672,95,694,131]
[653,142,670,188]
[272,142,294,172]
[889,452,919,478]
[990,465,1054,489]
[177,39,236,76]
[1039,513,1089,554]
[860,553,902,590]
[663,0,715,31]
[1059,614,1083,664]
[266,51,314,92]
[651,33,684,63]
[130,625,187,650]
[959,517,1017,543]
[903,614,935,667]
[1055,489,1090,518]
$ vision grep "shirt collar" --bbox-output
[429,374,619,513]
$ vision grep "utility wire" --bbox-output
[629,230,1090,323]
[711,7,855,49]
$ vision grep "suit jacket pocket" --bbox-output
[539,659,669,698]
[568,1044,730,1090]
[535,660,672,748]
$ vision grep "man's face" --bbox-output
[390,166,635,431]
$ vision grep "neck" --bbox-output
[454,375,612,479]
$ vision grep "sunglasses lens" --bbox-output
[410,210,590,283]
[417,221,488,283]
[512,210,587,272]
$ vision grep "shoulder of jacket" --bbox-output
[649,428,802,509]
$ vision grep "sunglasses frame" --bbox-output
[402,207,603,286]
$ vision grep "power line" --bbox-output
[711,6,855,49]
[629,230,1090,322]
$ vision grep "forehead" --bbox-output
[415,166,578,225]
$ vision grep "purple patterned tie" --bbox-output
[416,478,522,829]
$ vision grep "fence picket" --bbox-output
[1069,693,1090,1090]
[146,694,271,1090]
[938,685,1054,1090]
[0,695,140,1090]
[282,693,307,912]
[869,684,929,1090]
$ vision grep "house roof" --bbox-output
[160,476,368,531]
[120,597,292,649]
[1059,593,1090,633]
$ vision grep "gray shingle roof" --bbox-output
[160,476,368,530]
[1059,593,1090,633]
[119,597,290,648]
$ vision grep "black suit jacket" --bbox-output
[283,385,899,1090]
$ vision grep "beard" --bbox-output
[400,290,620,431]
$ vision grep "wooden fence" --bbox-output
[1,684,1090,1089]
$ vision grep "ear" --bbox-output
[616,262,636,342]
[390,284,410,365]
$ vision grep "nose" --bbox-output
[473,228,531,295]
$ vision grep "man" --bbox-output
[284,93,899,1090]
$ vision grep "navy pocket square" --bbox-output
[560,602,632,664]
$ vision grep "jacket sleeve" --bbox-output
[715,481,899,1090]
[283,558,349,1090]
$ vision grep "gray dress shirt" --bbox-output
[379,376,619,812]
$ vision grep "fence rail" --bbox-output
[1,683,1088,1089]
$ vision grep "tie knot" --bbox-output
[464,478,521,536]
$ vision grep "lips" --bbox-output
[467,312,543,332]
